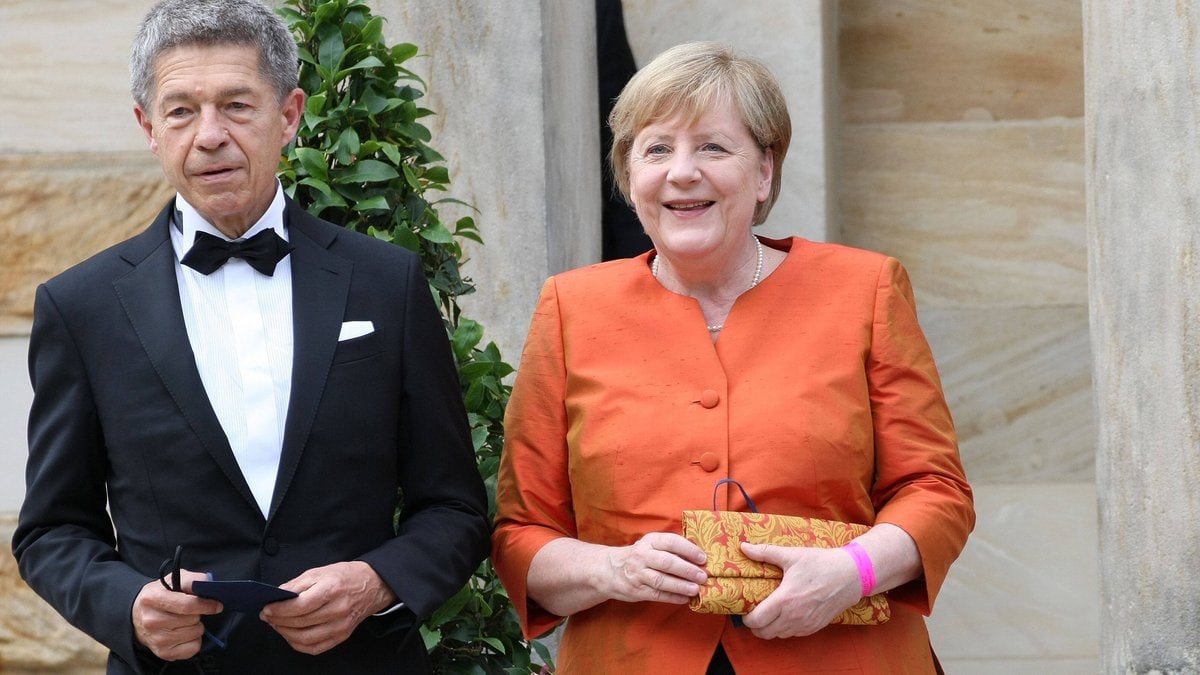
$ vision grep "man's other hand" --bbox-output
[260,561,396,655]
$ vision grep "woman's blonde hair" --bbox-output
[608,41,792,226]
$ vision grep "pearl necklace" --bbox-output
[652,235,765,332]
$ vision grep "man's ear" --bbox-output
[279,88,305,146]
[133,105,159,153]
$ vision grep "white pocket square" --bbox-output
[338,320,375,341]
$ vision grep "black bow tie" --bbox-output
[181,229,294,276]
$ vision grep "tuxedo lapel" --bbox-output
[269,204,352,520]
[111,201,261,515]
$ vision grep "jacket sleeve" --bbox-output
[357,255,491,623]
[867,258,975,614]
[491,278,575,639]
[13,283,151,671]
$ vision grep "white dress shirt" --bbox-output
[169,184,293,517]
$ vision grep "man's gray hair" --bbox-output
[131,0,299,109]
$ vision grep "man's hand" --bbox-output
[132,570,223,661]
[260,561,396,655]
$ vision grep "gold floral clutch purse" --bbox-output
[681,479,890,625]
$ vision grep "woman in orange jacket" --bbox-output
[492,41,974,674]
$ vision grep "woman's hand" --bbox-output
[739,523,923,639]
[526,533,708,617]
[601,532,709,604]
[737,544,861,639]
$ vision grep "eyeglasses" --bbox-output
[157,545,235,667]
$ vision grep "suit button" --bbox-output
[699,452,720,472]
[700,390,720,408]
[263,537,280,555]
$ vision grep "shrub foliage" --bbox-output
[277,1,550,671]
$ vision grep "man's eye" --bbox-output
[167,108,190,118]
[229,102,249,111]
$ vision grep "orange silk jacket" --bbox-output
[493,237,974,674]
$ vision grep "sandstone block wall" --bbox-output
[1,1,166,665]
[839,2,1096,671]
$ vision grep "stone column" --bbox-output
[1086,2,1200,672]
[377,1,600,360]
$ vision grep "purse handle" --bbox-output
[712,478,759,513]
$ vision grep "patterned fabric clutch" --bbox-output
[682,479,890,625]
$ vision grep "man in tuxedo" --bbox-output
[11,1,490,672]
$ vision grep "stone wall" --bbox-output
[1,0,166,666]
[839,2,1096,671]
[0,517,107,673]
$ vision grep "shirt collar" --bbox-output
[174,181,289,250]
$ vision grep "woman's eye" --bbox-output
[701,143,725,153]
[645,144,670,155]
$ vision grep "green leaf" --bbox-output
[298,177,333,199]
[359,86,390,115]
[317,22,346,72]
[311,189,348,213]
[463,380,485,410]
[296,47,318,66]
[452,319,485,355]
[335,159,399,184]
[339,127,361,156]
[391,42,419,62]
[302,110,329,130]
[479,637,506,654]
[428,585,473,629]
[353,195,390,212]
[469,426,489,452]
[458,362,494,380]
[306,91,327,115]
[312,0,340,25]
[456,230,483,245]
[391,227,420,252]
[397,121,434,143]
[425,165,450,185]
[401,163,420,191]
[531,639,554,663]
[366,226,393,243]
[418,222,455,244]
[275,7,303,25]
[360,16,385,45]
[337,55,386,79]
[432,198,480,213]
[420,626,441,651]
[379,142,403,166]
[295,147,329,181]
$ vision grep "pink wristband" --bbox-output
[842,541,876,597]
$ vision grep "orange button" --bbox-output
[699,452,720,472]
[700,390,720,408]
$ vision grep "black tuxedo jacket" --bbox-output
[13,199,490,674]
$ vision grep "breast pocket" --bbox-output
[331,331,383,365]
